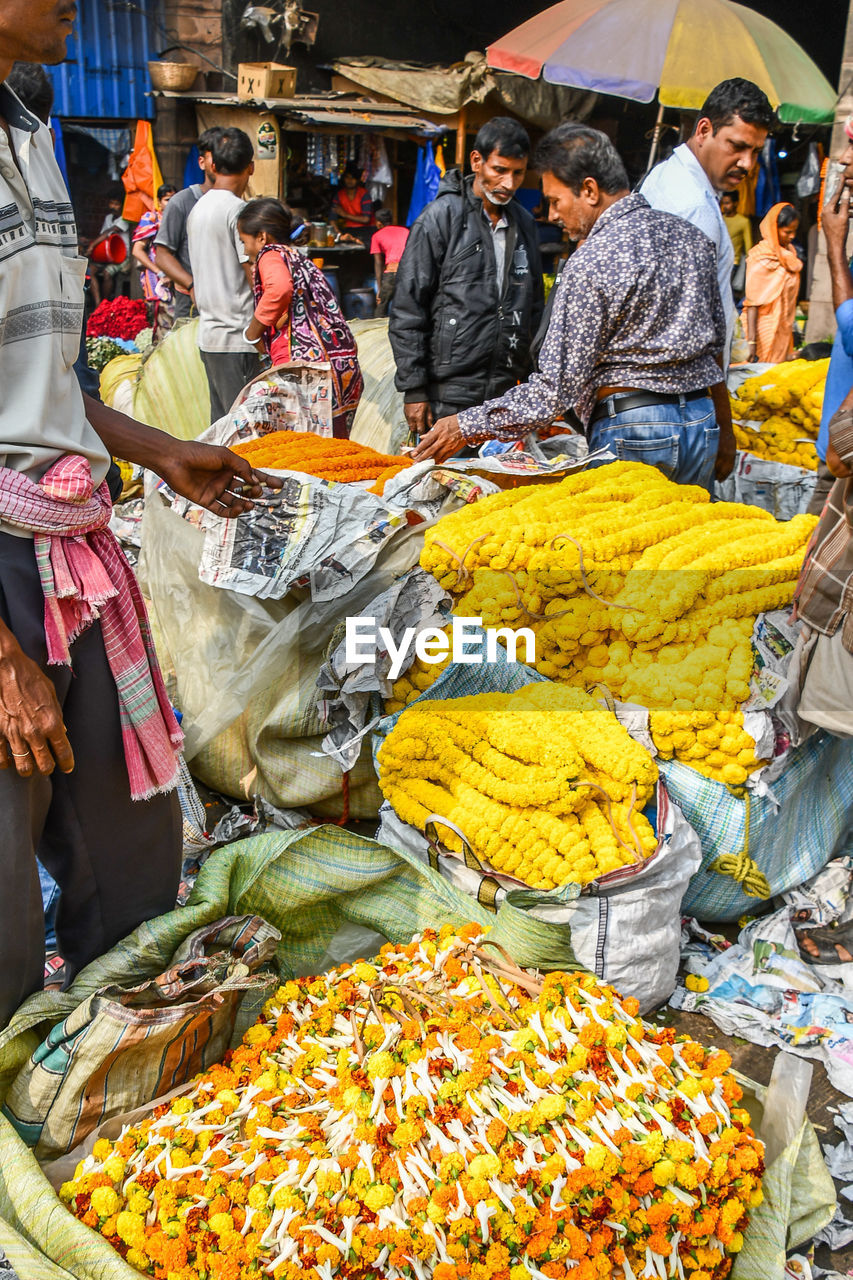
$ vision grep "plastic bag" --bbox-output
[717,450,818,520]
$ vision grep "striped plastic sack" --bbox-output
[2,915,279,1162]
[665,731,853,922]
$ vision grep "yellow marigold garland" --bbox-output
[414,462,817,787]
[378,685,659,888]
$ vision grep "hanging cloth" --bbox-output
[406,146,427,226]
[122,120,164,222]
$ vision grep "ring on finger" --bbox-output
[11,750,30,758]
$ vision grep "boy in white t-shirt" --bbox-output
[187,128,261,422]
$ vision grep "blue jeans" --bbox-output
[588,394,718,491]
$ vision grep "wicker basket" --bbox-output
[148,61,198,92]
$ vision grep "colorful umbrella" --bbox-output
[487,0,836,124]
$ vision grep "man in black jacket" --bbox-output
[390,117,544,447]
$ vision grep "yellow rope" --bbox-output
[709,795,771,899]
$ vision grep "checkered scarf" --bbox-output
[0,455,182,799]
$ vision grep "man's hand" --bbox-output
[0,632,74,778]
[411,414,465,463]
[403,402,433,440]
[157,440,280,518]
[823,186,852,253]
[715,425,736,481]
[827,441,852,478]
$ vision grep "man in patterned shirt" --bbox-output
[412,125,732,490]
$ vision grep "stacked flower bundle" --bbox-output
[729,359,828,468]
[731,418,818,470]
[230,433,411,492]
[378,684,659,888]
[62,925,764,1280]
[86,296,150,341]
[412,463,817,787]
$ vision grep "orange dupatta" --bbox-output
[743,203,802,363]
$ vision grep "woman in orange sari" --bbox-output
[743,203,802,363]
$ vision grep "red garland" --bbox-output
[86,297,149,340]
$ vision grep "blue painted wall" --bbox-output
[47,0,162,120]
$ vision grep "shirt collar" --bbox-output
[0,83,40,133]
[585,191,648,245]
[483,207,509,231]
[673,142,720,199]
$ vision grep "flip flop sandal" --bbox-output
[796,921,853,965]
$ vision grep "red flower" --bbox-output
[86,297,149,340]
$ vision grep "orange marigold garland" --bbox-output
[231,431,412,489]
[62,925,763,1280]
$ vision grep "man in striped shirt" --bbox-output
[792,389,853,736]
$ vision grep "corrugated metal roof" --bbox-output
[152,90,442,134]
[48,0,160,120]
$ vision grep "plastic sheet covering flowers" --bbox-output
[416,462,817,789]
[62,925,764,1280]
[378,685,659,889]
[230,431,411,491]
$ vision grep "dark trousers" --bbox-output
[0,533,181,1025]
[173,290,194,321]
[200,349,261,424]
[376,269,397,318]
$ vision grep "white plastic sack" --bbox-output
[377,781,702,1013]
[717,450,818,520]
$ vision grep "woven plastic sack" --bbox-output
[131,318,210,441]
[347,317,403,455]
[717,450,818,519]
[665,731,853,922]
[2,916,279,1162]
[373,653,702,1010]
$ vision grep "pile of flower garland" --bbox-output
[731,417,817,470]
[378,685,659,888]
[729,359,828,469]
[86,296,150,341]
[416,462,817,787]
[730,358,827,433]
[63,925,764,1280]
[230,432,411,490]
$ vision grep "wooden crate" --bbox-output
[237,63,297,100]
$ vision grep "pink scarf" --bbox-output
[0,455,182,800]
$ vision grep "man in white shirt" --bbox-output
[641,78,775,477]
[642,79,774,350]
[187,127,260,422]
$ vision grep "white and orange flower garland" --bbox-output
[63,925,763,1280]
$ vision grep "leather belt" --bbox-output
[590,388,710,426]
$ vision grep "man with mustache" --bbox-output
[0,0,272,1024]
[641,79,776,478]
[413,126,726,488]
[389,117,543,451]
